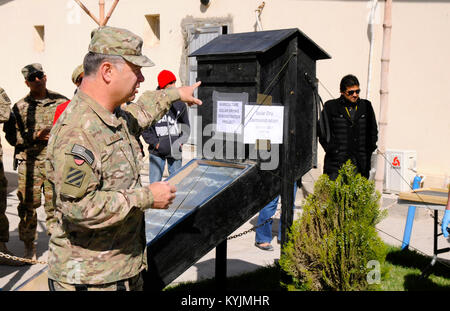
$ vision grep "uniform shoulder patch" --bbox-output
[64,167,86,188]
[71,144,95,166]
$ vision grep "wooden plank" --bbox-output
[399,188,449,205]
[197,159,247,169]
[166,161,199,185]
[280,37,298,246]
[167,160,247,186]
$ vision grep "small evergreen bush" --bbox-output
[279,161,388,291]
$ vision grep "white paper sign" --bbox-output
[216,100,243,133]
[244,105,284,144]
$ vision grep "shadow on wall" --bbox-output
[0,0,15,6]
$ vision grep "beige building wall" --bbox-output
[0,0,448,188]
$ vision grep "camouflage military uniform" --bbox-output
[0,87,12,243]
[13,89,68,242]
[46,88,179,285]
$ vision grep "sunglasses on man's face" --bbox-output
[346,89,360,96]
[27,71,44,82]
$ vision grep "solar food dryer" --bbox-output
[143,28,330,290]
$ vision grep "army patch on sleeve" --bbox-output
[71,144,95,166]
[64,167,86,188]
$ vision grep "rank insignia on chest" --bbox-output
[64,167,86,188]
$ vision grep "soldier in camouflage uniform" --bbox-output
[46,26,202,291]
[0,87,24,266]
[13,63,68,261]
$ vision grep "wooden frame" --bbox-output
[74,0,120,26]
[166,159,248,186]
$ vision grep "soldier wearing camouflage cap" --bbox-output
[46,26,202,291]
[12,63,68,261]
[71,64,84,86]
[0,87,24,266]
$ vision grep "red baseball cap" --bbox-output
[157,70,176,89]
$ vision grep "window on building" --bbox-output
[144,14,160,47]
[34,25,45,52]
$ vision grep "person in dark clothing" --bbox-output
[141,70,190,183]
[318,74,378,180]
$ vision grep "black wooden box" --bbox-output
[190,28,330,180]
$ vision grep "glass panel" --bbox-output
[145,160,251,243]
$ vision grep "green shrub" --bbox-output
[279,161,388,291]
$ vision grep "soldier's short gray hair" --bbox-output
[83,52,125,77]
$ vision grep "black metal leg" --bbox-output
[421,210,439,279]
[421,255,437,279]
[434,210,438,255]
[215,239,227,290]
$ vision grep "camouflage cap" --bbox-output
[21,63,44,79]
[71,64,84,85]
[88,26,155,67]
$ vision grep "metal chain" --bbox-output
[0,217,275,263]
[0,251,47,265]
[227,217,273,240]
[0,218,273,263]
[376,226,450,271]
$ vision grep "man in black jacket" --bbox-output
[318,74,378,180]
[141,70,190,183]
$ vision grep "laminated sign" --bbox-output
[243,105,284,144]
[213,91,284,144]
[215,100,243,134]
[213,91,247,135]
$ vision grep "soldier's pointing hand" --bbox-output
[178,81,202,106]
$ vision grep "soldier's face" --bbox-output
[114,60,145,103]
[26,72,47,92]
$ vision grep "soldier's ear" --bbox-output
[99,62,113,83]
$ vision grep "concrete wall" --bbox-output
[0,0,448,188]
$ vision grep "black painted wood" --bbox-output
[144,165,282,290]
[143,28,330,291]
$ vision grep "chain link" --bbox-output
[0,218,276,263]
[0,220,275,262]
[0,251,47,265]
[227,217,273,240]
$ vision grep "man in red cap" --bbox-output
[141,70,190,183]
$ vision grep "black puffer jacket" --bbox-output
[318,96,378,179]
